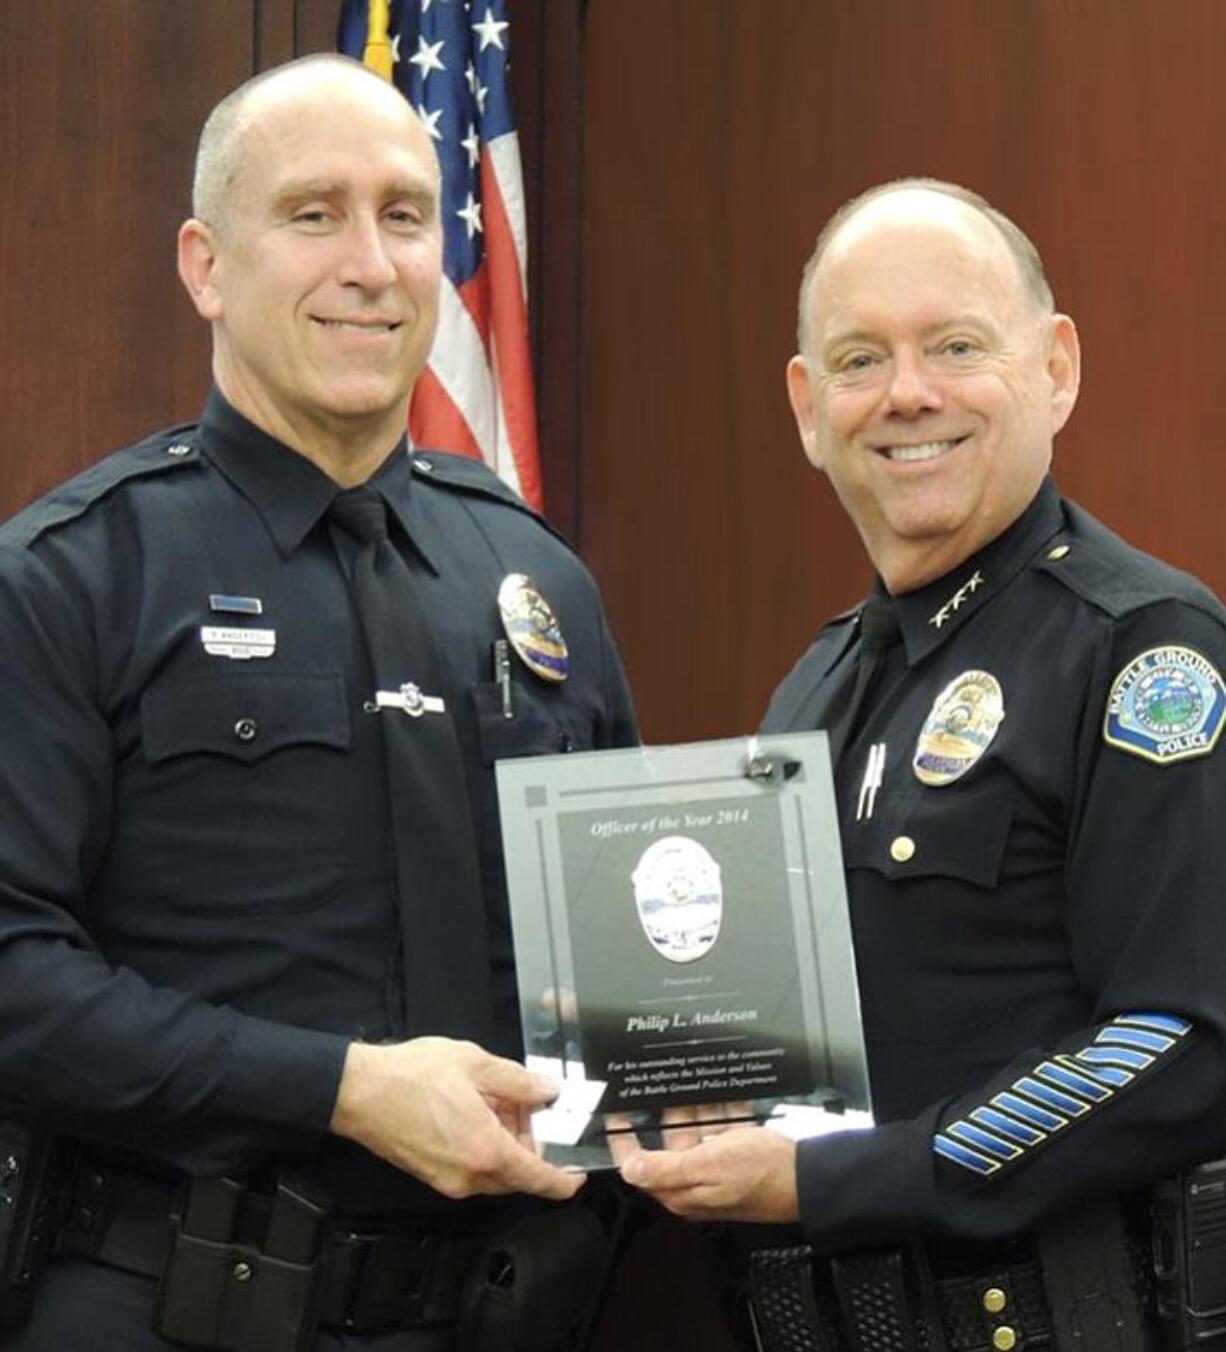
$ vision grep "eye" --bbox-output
[941,338,979,359]
[837,352,878,374]
[291,208,333,228]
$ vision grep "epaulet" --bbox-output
[1033,500,1225,625]
[409,449,573,550]
[5,423,203,549]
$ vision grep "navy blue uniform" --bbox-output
[0,392,636,1344]
[762,479,1226,1253]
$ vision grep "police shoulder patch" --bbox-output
[1103,644,1226,765]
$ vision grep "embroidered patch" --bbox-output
[1104,645,1226,765]
[933,1013,1191,1177]
[913,670,1005,787]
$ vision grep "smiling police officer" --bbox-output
[0,55,635,1352]
[618,180,1226,1351]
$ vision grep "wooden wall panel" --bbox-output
[582,0,1226,746]
[0,0,262,518]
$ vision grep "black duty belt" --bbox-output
[745,1203,1154,1352]
[56,1160,481,1334]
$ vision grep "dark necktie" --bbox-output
[825,596,902,766]
[328,486,493,1044]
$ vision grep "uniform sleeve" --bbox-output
[794,596,1226,1252]
[593,601,639,751]
[0,544,349,1172]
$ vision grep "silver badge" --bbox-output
[632,836,723,964]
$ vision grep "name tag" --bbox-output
[200,626,276,661]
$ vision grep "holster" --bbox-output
[457,1187,628,1352]
[0,1121,65,1329]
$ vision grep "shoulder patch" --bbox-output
[6,424,202,549]
[1104,644,1226,765]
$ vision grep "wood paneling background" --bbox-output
[3,3,1226,1347]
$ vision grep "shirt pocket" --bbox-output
[841,781,1014,890]
[134,672,352,916]
[470,680,595,763]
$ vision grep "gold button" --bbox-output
[993,1328,1016,1351]
[1046,544,1070,561]
[889,836,916,863]
[982,1287,1007,1314]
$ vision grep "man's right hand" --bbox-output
[329,1037,582,1201]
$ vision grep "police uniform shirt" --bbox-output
[0,390,636,1218]
[762,478,1226,1253]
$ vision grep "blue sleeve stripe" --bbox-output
[1036,1060,1113,1102]
[1098,1026,1174,1054]
[1078,1044,1151,1072]
[971,1105,1046,1145]
[1014,1076,1090,1117]
[946,1120,1023,1160]
[1068,1053,1133,1088]
[992,1091,1067,1132]
[1117,1012,1191,1037]
[934,1134,1000,1176]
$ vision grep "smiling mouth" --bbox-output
[879,436,969,463]
[313,319,402,333]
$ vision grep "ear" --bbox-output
[786,354,823,470]
[177,218,224,321]
[1046,314,1080,436]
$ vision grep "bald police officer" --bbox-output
[619,180,1226,1350]
[0,55,634,1351]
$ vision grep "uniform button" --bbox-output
[992,1328,1016,1351]
[166,443,192,457]
[413,457,435,474]
[982,1287,1007,1314]
[1046,544,1070,561]
[234,718,258,743]
[889,836,916,863]
[232,1260,253,1282]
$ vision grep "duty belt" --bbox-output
[744,1201,1154,1352]
[55,1159,481,1334]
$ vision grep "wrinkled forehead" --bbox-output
[813,192,1030,331]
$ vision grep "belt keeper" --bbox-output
[747,1244,838,1352]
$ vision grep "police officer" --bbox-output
[0,56,635,1351]
[618,180,1226,1349]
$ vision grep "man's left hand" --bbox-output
[616,1125,800,1222]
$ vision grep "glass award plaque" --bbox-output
[496,732,871,1169]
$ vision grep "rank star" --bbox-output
[929,571,986,629]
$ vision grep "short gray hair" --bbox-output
[191,54,395,234]
[796,178,1055,355]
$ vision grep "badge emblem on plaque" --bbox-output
[497,573,570,683]
[631,835,723,964]
[913,670,1005,786]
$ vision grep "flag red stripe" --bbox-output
[410,365,484,463]
[481,153,542,509]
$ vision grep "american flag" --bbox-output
[338,0,543,509]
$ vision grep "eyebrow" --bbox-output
[271,177,438,213]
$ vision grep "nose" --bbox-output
[338,214,397,291]
[883,350,942,417]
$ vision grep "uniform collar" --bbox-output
[888,478,1066,664]
[198,390,434,570]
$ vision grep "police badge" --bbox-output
[1104,645,1226,765]
[913,670,1006,787]
[497,573,570,683]
[631,836,722,964]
